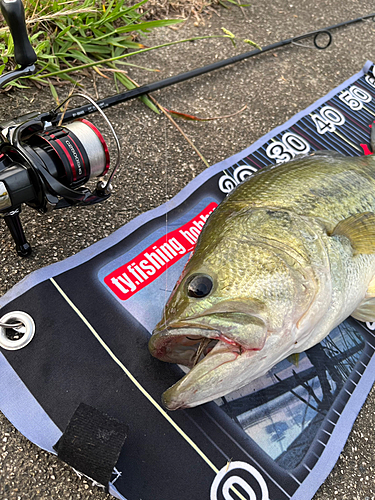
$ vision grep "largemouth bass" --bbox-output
[149,147,375,410]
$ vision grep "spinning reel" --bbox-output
[0,0,120,256]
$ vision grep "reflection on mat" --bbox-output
[219,320,364,469]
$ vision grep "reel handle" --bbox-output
[0,0,37,67]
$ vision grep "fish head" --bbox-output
[149,214,299,410]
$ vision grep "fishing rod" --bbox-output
[58,12,375,123]
[0,0,374,257]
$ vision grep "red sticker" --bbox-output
[104,202,218,300]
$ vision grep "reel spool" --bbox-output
[28,119,110,188]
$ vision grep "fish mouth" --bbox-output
[149,323,243,367]
[149,324,245,410]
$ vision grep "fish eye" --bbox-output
[186,274,213,298]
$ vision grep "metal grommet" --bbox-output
[0,311,35,350]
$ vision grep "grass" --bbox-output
[0,0,185,109]
[0,0,256,111]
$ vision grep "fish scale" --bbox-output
[232,161,374,218]
[149,150,375,410]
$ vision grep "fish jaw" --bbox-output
[150,323,273,411]
[160,331,301,410]
[161,338,262,410]
[161,335,245,410]
[149,310,273,408]
[151,320,302,410]
[149,308,267,366]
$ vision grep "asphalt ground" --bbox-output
[1,1,375,498]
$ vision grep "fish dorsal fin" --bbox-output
[331,212,375,255]
[287,150,343,163]
[371,120,375,152]
[310,150,344,158]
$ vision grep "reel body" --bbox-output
[0,111,113,255]
[0,0,121,256]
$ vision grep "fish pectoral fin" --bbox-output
[351,298,375,322]
[351,275,375,322]
[331,212,375,255]
[366,275,375,297]
[287,353,300,367]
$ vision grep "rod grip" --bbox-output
[0,0,37,67]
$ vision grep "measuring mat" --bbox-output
[1,61,375,500]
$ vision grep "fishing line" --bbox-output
[57,13,375,123]
[164,111,169,310]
